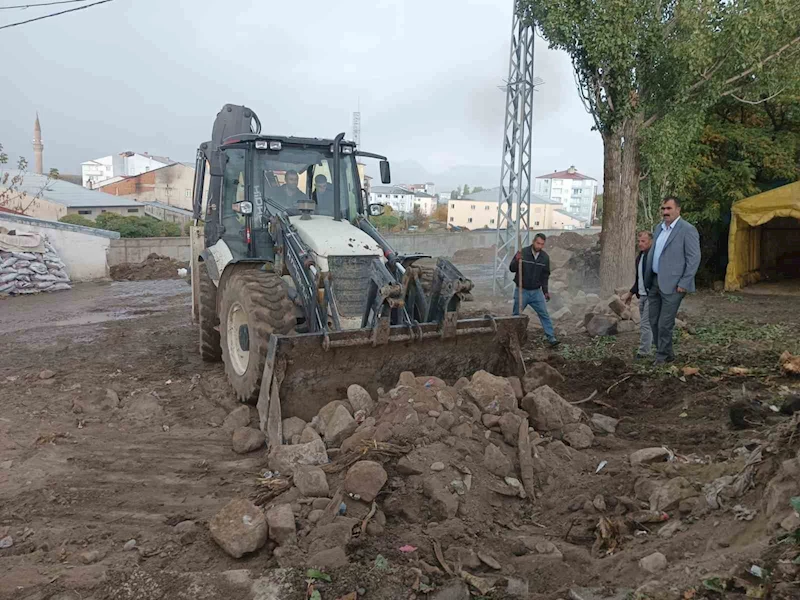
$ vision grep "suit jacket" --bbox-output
[644,218,701,294]
[629,251,646,298]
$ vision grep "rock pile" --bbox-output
[210,364,614,595]
[0,236,72,295]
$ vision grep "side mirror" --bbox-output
[232,201,253,215]
[368,203,385,217]
[379,160,391,184]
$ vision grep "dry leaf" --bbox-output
[682,366,700,376]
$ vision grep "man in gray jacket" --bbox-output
[644,196,701,365]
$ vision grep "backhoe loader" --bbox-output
[190,104,528,444]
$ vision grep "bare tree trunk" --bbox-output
[599,116,641,297]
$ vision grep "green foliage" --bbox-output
[58,214,95,228]
[558,336,617,361]
[93,213,182,238]
[305,568,331,583]
[370,214,401,231]
[374,554,389,571]
[450,190,459,200]
[462,184,470,197]
[472,186,484,193]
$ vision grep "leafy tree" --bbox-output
[410,205,427,227]
[93,213,182,238]
[59,214,96,228]
[432,203,449,222]
[472,186,484,194]
[1,142,60,215]
[450,190,459,200]
[524,0,800,295]
[370,214,401,231]
[462,184,471,197]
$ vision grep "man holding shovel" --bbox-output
[509,233,560,347]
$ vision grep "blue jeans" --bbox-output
[512,288,556,342]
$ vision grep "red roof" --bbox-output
[0,206,22,215]
[536,168,595,181]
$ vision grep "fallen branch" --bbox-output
[360,501,377,535]
[433,540,454,576]
[321,440,411,474]
[570,390,598,405]
[606,374,633,395]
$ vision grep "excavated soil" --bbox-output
[109,253,188,281]
[1,279,799,599]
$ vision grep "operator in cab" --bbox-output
[312,174,335,216]
[277,170,306,206]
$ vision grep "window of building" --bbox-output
[467,217,473,223]
[185,189,190,198]
[451,203,455,209]
[449,217,454,222]
[534,220,540,226]
[484,205,490,210]
[470,204,475,210]
[127,208,139,213]
[490,218,495,224]
[78,210,92,215]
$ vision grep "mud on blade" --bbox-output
[256,315,529,440]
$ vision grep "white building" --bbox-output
[534,166,598,224]
[447,187,587,230]
[81,151,175,189]
[369,186,435,216]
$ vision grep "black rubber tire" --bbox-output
[198,263,221,362]
[219,268,295,404]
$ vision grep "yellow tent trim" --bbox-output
[725,181,800,291]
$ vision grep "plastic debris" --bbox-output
[596,460,608,473]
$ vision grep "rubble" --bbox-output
[521,385,583,435]
[293,466,330,498]
[231,427,266,454]
[639,551,668,573]
[222,406,250,432]
[522,362,565,394]
[266,504,297,546]
[344,460,387,502]
[630,447,671,466]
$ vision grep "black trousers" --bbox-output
[648,278,685,361]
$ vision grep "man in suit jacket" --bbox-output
[621,231,654,359]
[644,196,701,365]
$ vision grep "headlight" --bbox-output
[341,145,354,154]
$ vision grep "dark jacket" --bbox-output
[629,250,648,298]
[509,246,550,293]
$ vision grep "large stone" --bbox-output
[630,447,670,467]
[608,296,627,317]
[299,426,322,444]
[551,306,573,321]
[423,477,459,520]
[563,423,594,449]
[223,406,251,432]
[282,417,307,444]
[232,427,266,454]
[317,401,352,434]
[307,546,348,568]
[344,460,387,502]
[293,466,329,498]
[586,315,618,337]
[649,477,696,512]
[639,551,668,574]
[590,413,619,434]
[209,499,267,558]
[499,412,524,446]
[617,320,637,333]
[522,362,566,394]
[268,439,329,474]
[266,503,296,546]
[347,384,375,415]
[430,580,470,600]
[463,370,517,415]
[397,455,424,475]
[521,385,583,433]
[323,405,357,445]
[483,443,513,477]
[507,377,524,400]
[307,518,357,553]
[436,411,456,431]
[437,389,457,411]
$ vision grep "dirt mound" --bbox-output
[452,245,496,264]
[110,253,188,281]
[549,231,599,251]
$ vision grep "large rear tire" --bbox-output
[219,268,295,404]
[198,263,221,362]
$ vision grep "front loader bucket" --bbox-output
[256,315,529,444]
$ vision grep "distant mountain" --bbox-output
[370,160,500,194]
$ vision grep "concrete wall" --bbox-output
[106,227,601,266]
[108,236,191,266]
[97,163,197,211]
[2,195,67,222]
[0,213,119,281]
[66,205,145,220]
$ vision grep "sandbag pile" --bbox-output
[0,238,72,296]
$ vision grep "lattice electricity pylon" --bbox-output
[493,2,542,296]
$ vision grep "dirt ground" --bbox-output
[1,274,799,600]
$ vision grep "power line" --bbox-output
[0,0,112,29]
[0,0,91,9]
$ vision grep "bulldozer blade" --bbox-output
[256,315,529,444]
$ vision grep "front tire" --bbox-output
[219,268,295,404]
[198,263,221,362]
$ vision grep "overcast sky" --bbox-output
[2,0,603,187]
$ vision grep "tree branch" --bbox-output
[721,34,800,89]
[728,87,786,105]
